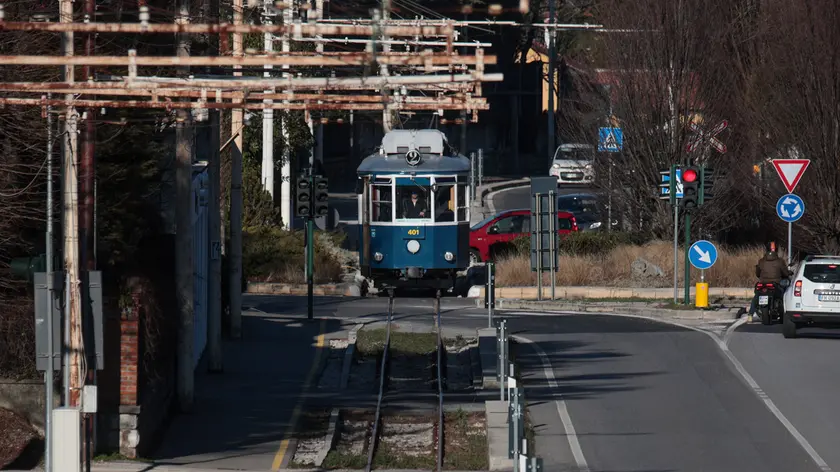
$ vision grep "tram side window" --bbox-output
[456,182,468,222]
[372,183,393,222]
[434,184,455,222]
[398,186,430,219]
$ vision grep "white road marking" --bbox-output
[514,334,590,472]
[506,309,833,472]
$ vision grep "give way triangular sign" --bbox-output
[772,159,810,193]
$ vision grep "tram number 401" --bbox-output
[406,229,420,236]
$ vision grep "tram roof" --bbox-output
[357,153,471,174]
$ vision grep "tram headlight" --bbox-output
[374,252,384,262]
[444,252,455,262]
[406,240,420,254]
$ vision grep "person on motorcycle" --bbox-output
[746,241,793,319]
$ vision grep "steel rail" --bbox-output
[435,289,444,472]
[365,290,394,472]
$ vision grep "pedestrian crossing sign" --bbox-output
[598,127,623,153]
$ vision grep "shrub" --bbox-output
[494,240,764,288]
[242,226,345,284]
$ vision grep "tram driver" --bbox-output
[401,189,428,219]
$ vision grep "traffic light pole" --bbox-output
[307,172,314,320]
[684,211,691,305]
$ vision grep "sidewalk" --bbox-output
[147,312,346,471]
[466,285,753,300]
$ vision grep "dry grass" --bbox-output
[495,240,769,288]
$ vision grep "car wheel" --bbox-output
[783,313,799,339]
[469,249,481,265]
[760,306,772,326]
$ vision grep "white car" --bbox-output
[549,143,595,184]
[782,255,840,338]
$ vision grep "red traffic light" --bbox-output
[683,168,698,182]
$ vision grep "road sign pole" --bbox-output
[307,175,314,320]
[672,165,678,305]
[684,212,691,305]
[788,222,792,265]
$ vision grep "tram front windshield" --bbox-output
[397,183,430,219]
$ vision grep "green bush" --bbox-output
[242,226,345,283]
[509,231,649,257]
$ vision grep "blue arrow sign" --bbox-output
[598,127,623,153]
[776,193,804,223]
[689,240,718,270]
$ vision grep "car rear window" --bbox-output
[803,264,840,283]
[557,217,573,230]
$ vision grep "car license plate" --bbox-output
[758,296,769,305]
[818,295,840,302]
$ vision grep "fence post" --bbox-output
[470,152,476,203]
[478,148,484,188]
[486,262,495,327]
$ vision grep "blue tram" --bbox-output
[356,129,471,290]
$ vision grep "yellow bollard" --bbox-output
[695,282,709,308]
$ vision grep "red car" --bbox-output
[469,209,578,263]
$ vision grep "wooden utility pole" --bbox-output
[207,0,223,373]
[175,0,195,412]
[230,0,244,339]
[81,0,97,459]
[58,0,84,423]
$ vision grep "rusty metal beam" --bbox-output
[0,72,501,90]
[0,97,489,111]
[0,52,496,67]
[3,88,476,103]
[0,21,455,37]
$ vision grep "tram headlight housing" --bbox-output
[444,252,455,262]
[374,252,384,262]
[407,240,420,254]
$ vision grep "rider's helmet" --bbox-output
[765,241,778,254]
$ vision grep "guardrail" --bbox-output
[493,317,543,472]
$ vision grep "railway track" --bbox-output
[365,288,445,472]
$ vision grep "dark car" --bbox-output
[555,193,614,232]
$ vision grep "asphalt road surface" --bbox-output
[146,295,833,472]
[729,321,840,472]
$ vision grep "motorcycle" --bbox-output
[755,278,790,325]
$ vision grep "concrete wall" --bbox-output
[0,378,60,435]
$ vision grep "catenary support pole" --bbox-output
[229,0,244,339]
[206,0,223,373]
[280,4,292,229]
[45,95,54,472]
[262,3,275,200]
[547,0,555,163]
[175,0,195,412]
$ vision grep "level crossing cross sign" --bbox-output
[771,159,810,193]
[686,120,728,154]
[598,127,623,153]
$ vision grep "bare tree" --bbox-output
[745,0,840,253]
[560,0,760,238]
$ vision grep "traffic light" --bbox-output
[681,166,700,209]
[313,176,329,217]
[700,167,715,204]
[295,175,312,218]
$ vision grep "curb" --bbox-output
[245,280,365,297]
[466,285,753,300]
[487,298,741,322]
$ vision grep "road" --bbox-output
[142,295,835,472]
[728,321,840,472]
